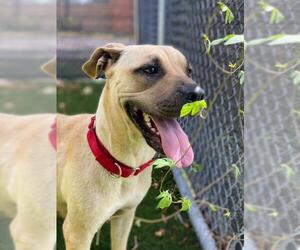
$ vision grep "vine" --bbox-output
[137,3,299,242]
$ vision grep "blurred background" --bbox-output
[0,0,55,249]
[57,0,135,80]
[0,0,56,114]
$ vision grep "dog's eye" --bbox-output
[187,67,193,77]
[143,66,158,75]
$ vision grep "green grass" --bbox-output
[0,78,55,114]
[0,218,13,250]
[57,81,201,250]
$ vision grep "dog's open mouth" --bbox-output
[126,105,194,167]
[126,105,162,153]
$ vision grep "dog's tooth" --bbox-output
[144,114,150,123]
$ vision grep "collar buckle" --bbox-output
[131,167,140,176]
[110,163,140,178]
[110,163,122,178]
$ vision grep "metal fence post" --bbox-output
[172,169,217,250]
[133,0,139,43]
[157,0,165,45]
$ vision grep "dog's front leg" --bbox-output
[63,205,109,250]
[110,207,136,250]
[10,214,55,250]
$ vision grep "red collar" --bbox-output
[87,116,153,178]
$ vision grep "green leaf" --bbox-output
[245,204,258,212]
[247,37,273,46]
[180,103,194,117]
[275,62,288,69]
[135,219,141,227]
[224,210,231,217]
[291,109,300,118]
[192,100,207,116]
[217,2,234,24]
[180,197,192,211]
[268,34,300,45]
[224,34,245,45]
[225,8,234,24]
[291,71,300,85]
[232,164,241,180]
[191,162,204,173]
[202,34,211,53]
[228,62,237,69]
[258,1,272,11]
[281,164,295,179]
[238,70,244,85]
[217,2,227,12]
[152,158,175,169]
[180,100,207,118]
[211,37,227,46]
[270,9,284,24]
[211,34,235,47]
[198,100,207,109]
[223,34,236,40]
[239,109,244,116]
[269,34,287,40]
[268,210,279,217]
[259,1,284,24]
[156,190,173,209]
[247,34,285,46]
[191,104,201,116]
[208,204,218,212]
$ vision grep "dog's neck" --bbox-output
[95,85,155,169]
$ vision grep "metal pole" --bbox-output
[157,0,165,45]
[244,232,258,250]
[172,168,217,250]
[133,0,139,43]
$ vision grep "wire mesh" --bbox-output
[245,1,300,249]
[138,0,244,248]
[137,0,158,44]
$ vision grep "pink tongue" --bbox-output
[151,116,194,168]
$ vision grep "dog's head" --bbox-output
[82,43,205,167]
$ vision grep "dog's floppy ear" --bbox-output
[82,43,125,79]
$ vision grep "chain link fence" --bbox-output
[138,0,244,249]
[137,0,158,44]
[245,1,300,249]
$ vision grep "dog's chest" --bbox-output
[110,171,152,210]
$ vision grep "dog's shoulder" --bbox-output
[57,113,91,129]
[57,113,92,141]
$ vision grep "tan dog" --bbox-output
[58,43,204,250]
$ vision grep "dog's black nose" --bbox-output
[182,84,205,102]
